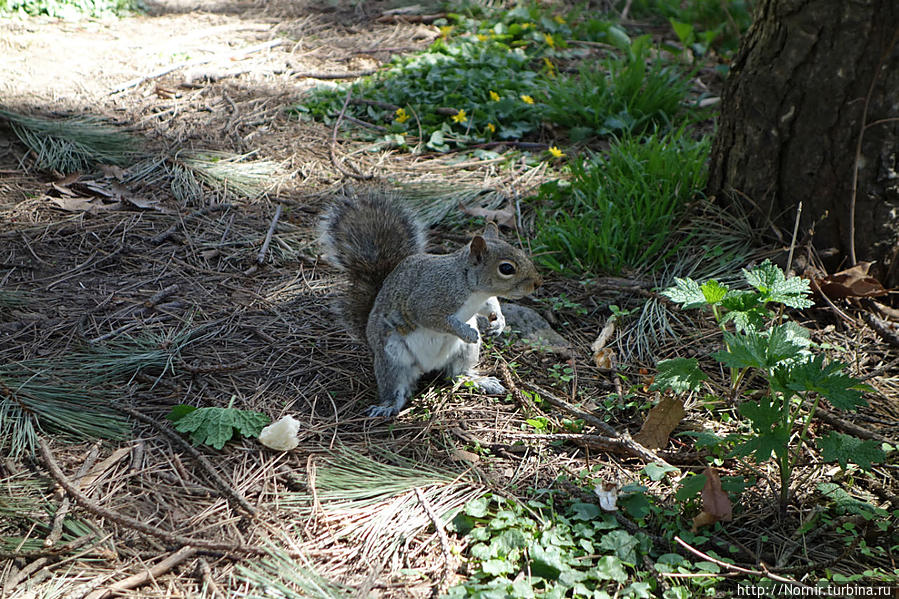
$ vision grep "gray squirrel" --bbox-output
[320,189,542,418]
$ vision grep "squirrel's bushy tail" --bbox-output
[319,189,426,340]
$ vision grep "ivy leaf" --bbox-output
[818,431,885,470]
[169,404,270,450]
[652,357,707,393]
[598,530,640,565]
[743,259,814,309]
[592,555,628,583]
[675,473,707,501]
[662,277,706,309]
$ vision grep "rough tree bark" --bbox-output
[708,0,899,286]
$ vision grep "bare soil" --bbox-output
[1,1,897,597]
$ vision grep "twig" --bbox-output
[115,405,257,517]
[110,39,287,94]
[414,487,455,597]
[244,204,282,275]
[39,439,270,556]
[672,536,811,589]
[290,69,377,80]
[198,557,224,599]
[83,545,199,599]
[329,88,374,181]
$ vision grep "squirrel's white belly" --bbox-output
[388,316,479,373]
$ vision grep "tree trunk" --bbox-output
[708,0,899,286]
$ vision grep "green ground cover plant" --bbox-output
[533,128,710,275]
[446,493,722,598]
[296,3,693,151]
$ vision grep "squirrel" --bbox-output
[320,188,542,418]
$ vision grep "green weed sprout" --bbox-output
[656,260,881,511]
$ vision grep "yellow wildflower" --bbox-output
[486,122,496,133]
[520,22,532,29]
[548,146,564,158]
[477,33,488,42]
[394,107,410,124]
[452,109,468,124]
[543,57,556,76]
[521,94,535,104]
[439,25,454,38]
[544,33,555,48]
[554,15,566,25]
[489,90,500,101]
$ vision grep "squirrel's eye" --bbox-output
[498,262,516,276]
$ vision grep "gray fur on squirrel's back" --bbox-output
[319,189,426,340]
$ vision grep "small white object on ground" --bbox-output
[258,415,301,451]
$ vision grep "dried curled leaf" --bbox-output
[633,396,685,449]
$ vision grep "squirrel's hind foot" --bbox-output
[461,374,506,395]
[366,403,401,419]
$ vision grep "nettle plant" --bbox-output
[655,260,883,510]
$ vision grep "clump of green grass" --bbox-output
[0,108,136,174]
[533,127,710,275]
[0,0,138,18]
[542,36,692,141]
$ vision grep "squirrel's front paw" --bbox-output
[459,324,480,344]
[366,404,400,419]
[485,311,506,337]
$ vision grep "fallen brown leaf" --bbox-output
[817,262,888,299]
[701,467,732,521]
[632,396,685,449]
[691,510,718,532]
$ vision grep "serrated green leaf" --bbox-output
[817,482,888,517]
[172,405,270,450]
[818,431,885,469]
[528,543,565,580]
[167,404,197,422]
[774,354,869,410]
[737,395,781,430]
[652,357,707,393]
[700,280,728,305]
[662,277,706,309]
[675,473,706,501]
[743,259,814,309]
[482,559,513,575]
[714,325,806,371]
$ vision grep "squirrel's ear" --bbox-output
[470,235,488,263]
[482,221,500,240]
